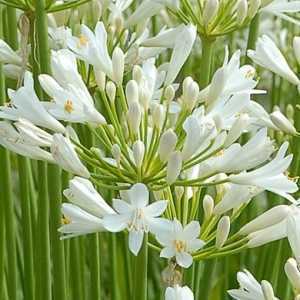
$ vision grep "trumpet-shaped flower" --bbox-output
[0,39,22,65]
[0,71,65,133]
[51,134,90,178]
[103,183,168,255]
[247,35,300,86]
[0,121,53,162]
[261,0,300,26]
[165,285,194,300]
[228,270,278,300]
[39,50,106,125]
[229,142,298,202]
[156,219,205,268]
[59,177,115,238]
[67,22,114,80]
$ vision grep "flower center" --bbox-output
[128,208,148,232]
[78,35,89,47]
[62,216,71,225]
[64,99,74,114]
[174,240,187,253]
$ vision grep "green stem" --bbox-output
[199,37,215,88]
[1,7,17,300]
[244,13,260,64]
[34,1,67,299]
[17,157,35,300]
[133,234,148,300]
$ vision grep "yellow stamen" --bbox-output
[174,240,187,253]
[62,216,71,225]
[64,99,74,114]
[78,35,89,47]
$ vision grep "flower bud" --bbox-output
[236,0,248,25]
[203,0,219,25]
[112,47,124,85]
[248,0,261,19]
[182,78,199,110]
[158,129,178,162]
[106,81,116,103]
[139,85,151,111]
[152,103,165,129]
[111,144,121,166]
[261,280,276,300]
[132,140,145,168]
[270,110,297,135]
[224,113,249,147]
[286,104,295,120]
[239,205,291,235]
[285,258,300,293]
[203,195,214,219]
[126,80,139,105]
[215,216,230,249]
[95,69,106,90]
[132,65,143,84]
[294,37,300,66]
[164,85,175,103]
[166,151,182,184]
[127,102,142,135]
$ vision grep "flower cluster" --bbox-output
[1,0,300,299]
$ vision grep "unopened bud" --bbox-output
[111,144,121,166]
[285,258,300,293]
[164,85,175,103]
[139,85,151,111]
[166,151,182,184]
[286,104,295,120]
[132,140,145,168]
[132,65,143,84]
[95,69,106,90]
[239,205,291,235]
[112,47,124,85]
[106,81,116,103]
[270,110,297,135]
[215,216,230,249]
[261,280,276,300]
[152,103,164,129]
[158,129,178,162]
[236,0,248,25]
[224,113,249,147]
[182,78,199,110]
[127,102,142,135]
[203,195,214,219]
[126,80,139,105]
[203,0,219,25]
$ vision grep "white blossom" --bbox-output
[165,285,194,300]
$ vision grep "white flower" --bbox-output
[59,177,115,238]
[247,35,300,86]
[59,203,106,239]
[67,22,114,80]
[228,270,278,300]
[48,26,72,50]
[229,142,298,202]
[0,121,53,162]
[261,0,300,26]
[214,184,262,215]
[165,285,194,300]
[287,213,300,263]
[51,133,90,178]
[39,50,106,125]
[156,219,205,268]
[103,183,168,255]
[142,24,196,86]
[0,72,65,133]
[0,39,22,65]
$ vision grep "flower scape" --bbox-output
[1,0,300,299]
